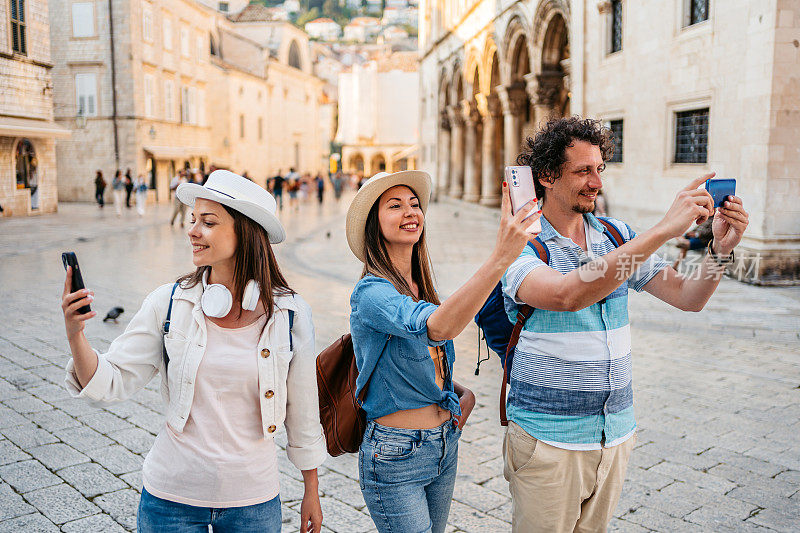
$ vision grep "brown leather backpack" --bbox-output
[316,334,366,456]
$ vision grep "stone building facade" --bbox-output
[336,51,419,176]
[0,0,69,217]
[224,9,330,184]
[418,0,800,283]
[49,0,330,203]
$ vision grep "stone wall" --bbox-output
[419,0,800,283]
[0,0,60,217]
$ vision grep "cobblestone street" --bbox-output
[1,197,799,532]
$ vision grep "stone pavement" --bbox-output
[0,196,798,532]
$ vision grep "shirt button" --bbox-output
[261,348,270,358]
[267,425,276,433]
[264,390,274,399]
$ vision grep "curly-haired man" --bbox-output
[500,117,749,532]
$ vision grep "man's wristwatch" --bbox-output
[707,239,735,266]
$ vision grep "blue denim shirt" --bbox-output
[350,275,461,421]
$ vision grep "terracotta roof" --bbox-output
[349,17,380,25]
[308,17,337,24]
[229,4,279,22]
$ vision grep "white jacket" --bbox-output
[65,282,327,471]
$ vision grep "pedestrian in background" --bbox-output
[169,172,188,227]
[124,168,134,209]
[315,174,324,205]
[94,170,106,209]
[332,172,343,201]
[672,214,715,269]
[286,167,300,211]
[112,170,125,217]
[60,170,326,533]
[501,117,749,532]
[346,170,538,533]
[269,170,285,211]
[134,174,148,217]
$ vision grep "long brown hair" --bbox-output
[178,205,293,320]
[361,186,439,305]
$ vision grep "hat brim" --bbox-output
[345,170,432,263]
[176,183,286,244]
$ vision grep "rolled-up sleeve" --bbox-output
[284,299,327,471]
[352,276,445,347]
[63,289,164,404]
[502,247,548,305]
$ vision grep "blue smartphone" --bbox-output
[705,178,736,208]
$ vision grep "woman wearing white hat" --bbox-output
[60,170,326,532]
[346,170,540,532]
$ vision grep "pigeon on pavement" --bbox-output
[103,307,124,323]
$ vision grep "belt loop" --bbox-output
[365,421,374,441]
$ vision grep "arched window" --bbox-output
[16,139,39,209]
[288,40,302,70]
[15,139,36,189]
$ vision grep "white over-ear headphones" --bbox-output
[201,270,260,318]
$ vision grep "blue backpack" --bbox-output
[473,218,626,425]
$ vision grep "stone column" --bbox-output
[498,84,529,165]
[526,71,562,127]
[437,111,451,196]
[447,105,464,199]
[462,99,482,202]
[479,94,503,206]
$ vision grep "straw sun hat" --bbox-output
[176,169,286,243]
[345,170,432,263]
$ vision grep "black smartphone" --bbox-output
[61,252,91,314]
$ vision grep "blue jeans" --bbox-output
[137,487,281,532]
[359,420,461,533]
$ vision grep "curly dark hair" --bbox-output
[516,117,615,200]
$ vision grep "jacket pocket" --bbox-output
[272,350,293,426]
[163,335,188,372]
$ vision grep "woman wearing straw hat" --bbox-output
[60,170,326,533]
[346,170,540,532]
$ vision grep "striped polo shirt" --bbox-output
[500,213,669,450]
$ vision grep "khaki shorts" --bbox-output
[503,421,636,533]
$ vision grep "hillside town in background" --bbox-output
[2,0,799,284]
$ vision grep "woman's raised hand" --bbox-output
[61,266,96,340]
[493,182,542,267]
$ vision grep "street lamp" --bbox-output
[75,112,87,129]
[149,126,157,139]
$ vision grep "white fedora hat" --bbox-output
[345,170,432,263]
[176,169,286,243]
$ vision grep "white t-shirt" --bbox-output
[143,314,280,507]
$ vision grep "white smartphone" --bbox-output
[505,166,541,234]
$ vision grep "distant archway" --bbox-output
[370,153,386,174]
[539,13,570,117]
[288,40,302,70]
[349,153,364,173]
[15,139,39,209]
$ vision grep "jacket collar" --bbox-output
[172,281,299,312]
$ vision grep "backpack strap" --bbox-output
[500,237,547,427]
[597,217,626,248]
[161,282,180,372]
[288,309,295,351]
